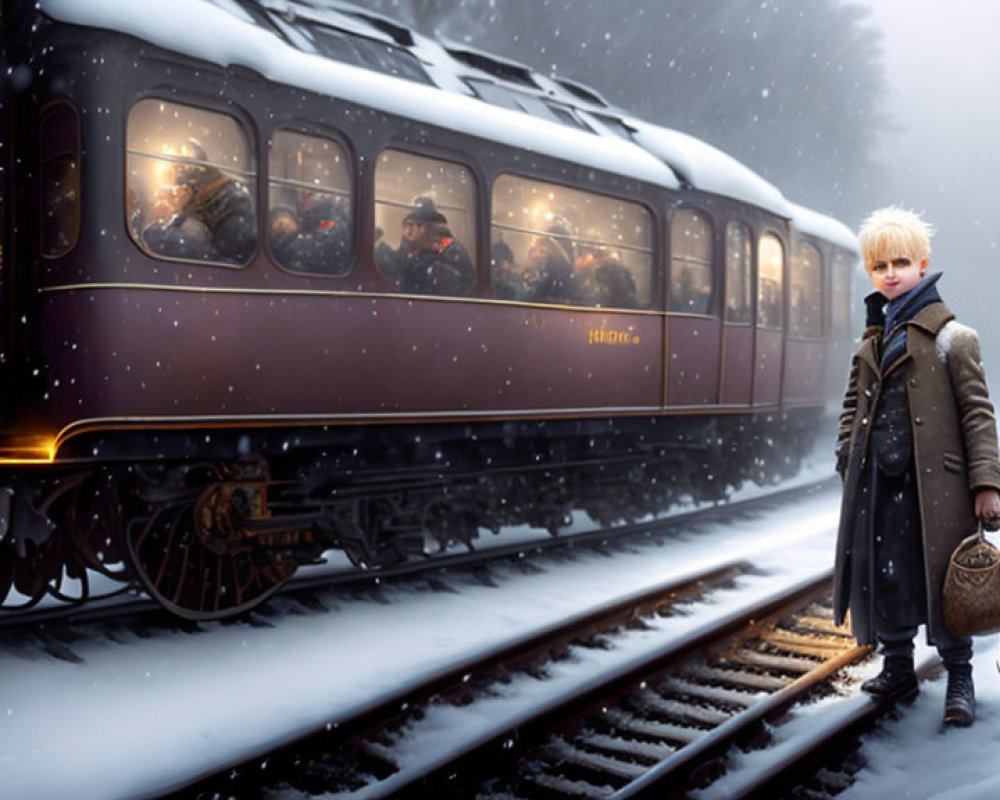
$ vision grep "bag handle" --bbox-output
[953,520,988,558]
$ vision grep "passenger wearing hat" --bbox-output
[519,217,575,303]
[375,196,474,295]
[174,141,257,264]
[143,139,257,264]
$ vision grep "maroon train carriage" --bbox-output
[0,0,860,620]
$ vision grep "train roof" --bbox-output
[39,0,679,191]
[785,201,860,253]
[38,0,859,250]
[625,121,788,218]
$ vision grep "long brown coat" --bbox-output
[834,302,1000,645]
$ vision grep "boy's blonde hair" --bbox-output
[858,206,934,272]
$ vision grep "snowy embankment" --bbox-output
[8,458,988,800]
[0,471,843,800]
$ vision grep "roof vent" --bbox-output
[554,77,608,107]
[448,49,539,88]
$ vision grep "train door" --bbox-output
[753,231,784,406]
[719,220,754,405]
[665,207,721,406]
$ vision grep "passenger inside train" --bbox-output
[373,149,477,296]
[490,238,525,301]
[269,194,352,275]
[573,247,639,309]
[139,139,257,265]
[268,128,354,276]
[489,174,651,310]
[490,219,579,304]
[375,196,475,295]
[518,218,576,303]
[268,205,300,265]
[141,165,220,262]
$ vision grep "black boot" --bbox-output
[943,665,975,728]
[861,656,918,702]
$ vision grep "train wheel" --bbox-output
[1,472,135,610]
[124,484,296,620]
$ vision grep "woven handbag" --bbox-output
[942,522,1000,637]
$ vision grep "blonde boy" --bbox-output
[834,206,1000,727]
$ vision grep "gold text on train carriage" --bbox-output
[588,327,640,345]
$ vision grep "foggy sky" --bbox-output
[862,0,1000,372]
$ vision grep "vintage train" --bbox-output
[0,0,859,619]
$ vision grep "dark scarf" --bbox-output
[878,271,943,371]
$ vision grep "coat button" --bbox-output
[910,378,918,387]
[914,416,924,425]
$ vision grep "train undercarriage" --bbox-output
[0,410,825,620]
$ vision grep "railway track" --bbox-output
[163,560,887,800]
[0,475,836,633]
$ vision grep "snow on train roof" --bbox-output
[626,120,789,218]
[785,201,860,253]
[39,0,858,248]
[39,0,680,190]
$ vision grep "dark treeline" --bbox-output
[365,0,886,224]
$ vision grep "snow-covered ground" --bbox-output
[1,463,996,800]
[699,633,1000,800]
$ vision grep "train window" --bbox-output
[268,130,352,276]
[373,149,477,296]
[670,209,714,315]
[40,102,80,258]
[757,233,784,329]
[790,242,823,338]
[724,221,753,324]
[126,99,257,267]
[491,174,652,309]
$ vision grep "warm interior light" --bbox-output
[151,144,179,188]
[0,435,57,464]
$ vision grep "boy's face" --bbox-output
[868,254,928,300]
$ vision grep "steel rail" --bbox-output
[373,572,851,800]
[161,570,860,800]
[158,558,756,798]
[608,605,868,798]
[710,653,943,800]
